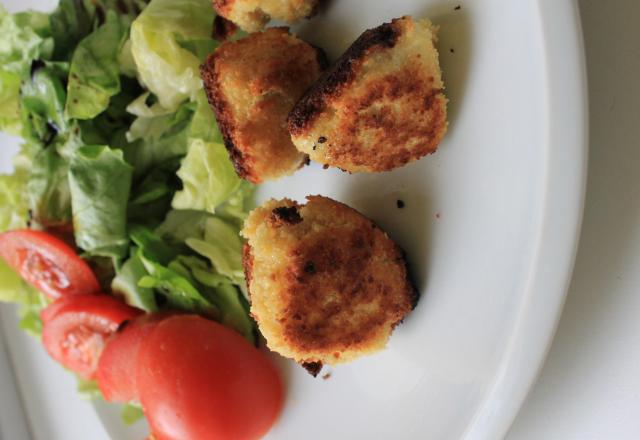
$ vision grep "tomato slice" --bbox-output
[137,315,283,440]
[0,229,100,299]
[96,313,171,403]
[41,295,142,379]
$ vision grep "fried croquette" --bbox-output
[288,16,448,173]
[241,196,417,375]
[201,28,326,183]
[213,0,320,33]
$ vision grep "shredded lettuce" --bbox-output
[130,0,216,110]
[69,145,133,259]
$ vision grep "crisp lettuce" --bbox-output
[69,145,133,259]
[0,169,29,232]
[172,139,242,214]
[49,0,147,61]
[130,0,216,110]
[121,403,145,425]
[66,11,129,119]
[112,250,157,312]
[20,62,69,145]
[124,102,194,176]
[27,147,73,227]
[0,70,22,135]
[0,6,52,74]
[185,216,245,290]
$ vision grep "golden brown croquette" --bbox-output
[212,0,320,33]
[241,196,417,375]
[288,16,448,173]
[201,28,326,183]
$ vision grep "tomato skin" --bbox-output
[96,313,171,403]
[137,315,283,440]
[0,229,100,299]
[41,295,142,379]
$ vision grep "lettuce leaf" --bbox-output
[185,216,245,290]
[69,145,133,259]
[0,169,29,232]
[20,62,69,145]
[130,0,216,110]
[0,6,53,74]
[111,250,157,312]
[27,147,73,227]
[65,11,129,119]
[171,139,242,214]
[0,70,22,135]
[49,0,147,61]
[123,102,194,177]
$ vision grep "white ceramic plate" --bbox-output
[0,0,587,439]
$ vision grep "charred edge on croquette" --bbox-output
[271,206,303,225]
[212,15,239,41]
[201,43,328,182]
[301,361,323,377]
[200,57,252,180]
[287,19,401,136]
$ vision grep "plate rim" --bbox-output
[462,0,588,438]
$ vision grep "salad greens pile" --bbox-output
[0,0,255,356]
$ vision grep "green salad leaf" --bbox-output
[130,0,217,110]
[172,139,242,214]
[124,102,194,177]
[66,11,129,119]
[20,62,69,145]
[0,70,22,135]
[0,168,29,232]
[185,216,246,290]
[69,145,133,259]
[0,6,52,74]
[111,249,157,312]
[27,147,73,227]
[121,403,145,425]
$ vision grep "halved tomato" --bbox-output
[41,295,142,379]
[96,313,172,403]
[0,229,100,299]
[137,315,284,440]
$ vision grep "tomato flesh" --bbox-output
[96,313,170,403]
[0,229,100,299]
[137,315,283,440]
[41,295,142,379]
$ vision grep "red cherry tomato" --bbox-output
[96,313,171,403]
[0,229,100,299]
[41,295,142,379]
[137,315,283,440]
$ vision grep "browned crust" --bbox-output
[242,243,254,300]
[212,15,239,41]
[201,29,326,183]
[271,206,303,226]
[212,0,233,15]
[288,18,401,136]
[279,196,417,356]
[200,54,254,181]
[301,361,323,377]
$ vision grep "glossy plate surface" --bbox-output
[0,0,586,439]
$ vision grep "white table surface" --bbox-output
[1,1,639,439]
